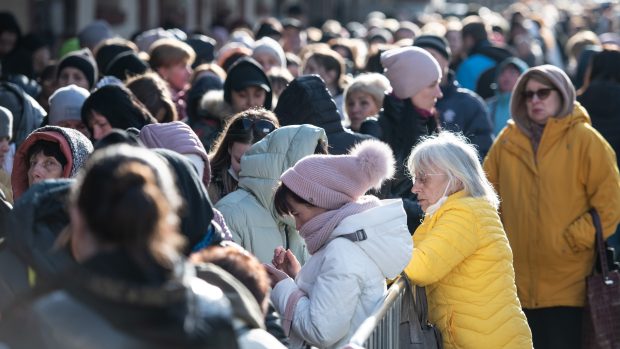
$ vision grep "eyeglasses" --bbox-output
[523,88,556,101]
[412,173,446,186]
[228,117,277,139]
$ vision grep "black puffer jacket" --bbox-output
[0,180,238,349]
[577,80,620,166]
[360,94,438,232]
[274,75,372,155]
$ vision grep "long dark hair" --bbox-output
[208,108,279,172]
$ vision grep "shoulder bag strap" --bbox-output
[414,284,431,325]
[399,272,415,323]
[589,209,609,279]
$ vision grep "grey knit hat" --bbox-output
[48,85,90,125]
[0,106,12,140]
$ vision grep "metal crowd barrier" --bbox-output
[347,276,408,349]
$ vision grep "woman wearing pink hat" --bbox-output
[265,139,413,349]
[360,46,443,234]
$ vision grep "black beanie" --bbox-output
[95,44,133,75]
[413,35,452,61]
[57,48,98,89]
[223,57,272,110]
[105,51,149,81]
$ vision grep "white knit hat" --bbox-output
[252,37,286,69]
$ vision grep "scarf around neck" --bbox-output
[300,196,381,254]
[529,121,546,155]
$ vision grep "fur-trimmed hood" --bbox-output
[197,90,234,122]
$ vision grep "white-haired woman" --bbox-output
[403,131,533,349]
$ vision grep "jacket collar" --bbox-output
[500,103,590,170]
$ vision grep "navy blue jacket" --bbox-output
[436,72,494,160]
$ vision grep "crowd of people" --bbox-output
[0,1,619,348]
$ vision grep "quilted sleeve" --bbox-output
[404,205,479,286]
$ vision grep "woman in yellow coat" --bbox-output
[404,131,532,349]
[483,64,620,349]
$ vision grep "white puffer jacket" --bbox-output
[271,199,413,349]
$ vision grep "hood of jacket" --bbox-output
[152,149,219,254]
[274,75,344,134]
[502,103,591,164]
[578,80,620,120]
[491,57,528,97]
[237,124,328,222]
[331,199,413,279]
[7,179,77,283]
[510,65,576,138]
[0,81,46,148]
[509,102,588,150]
[11,126,93,200]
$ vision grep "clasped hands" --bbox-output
[263,246,301,288]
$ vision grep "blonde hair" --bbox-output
[407,131,499,209]
[343,73,391,116]
[191,63,227,84]
[149,38,196,69]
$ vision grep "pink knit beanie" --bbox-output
[139,121,212,186]
[380,46,441,99]
[280,139,395,210]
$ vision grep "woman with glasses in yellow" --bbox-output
[484,65,620,349]
[404,131,532,349]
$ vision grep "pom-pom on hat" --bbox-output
[380,46,441,99]
[281,139,395,210]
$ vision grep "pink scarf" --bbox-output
[281,195,381,336]
[300,195,381,254]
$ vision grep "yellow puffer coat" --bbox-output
[404,191,533,349]
[484,104,620,308]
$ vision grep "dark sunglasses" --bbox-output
[228,117,277,139]
[523,88,556,101]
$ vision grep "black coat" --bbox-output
[578,80,620,167]
[360,94,438,232]
[436,72,494,160]
[0,254,238,349]
[275,75,373,155]
[0,180,237,349]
